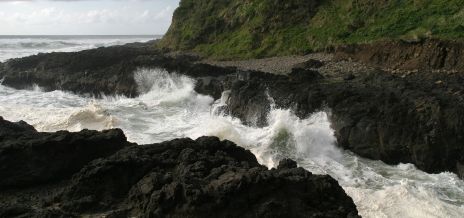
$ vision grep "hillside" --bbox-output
[160,0,464,59]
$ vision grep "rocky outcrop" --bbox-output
[334,39,464,72]
[0,42,236,99]
[3,41,464,179]
[0,118,359,218]
[225,67,464,178]
[0,117,133,189]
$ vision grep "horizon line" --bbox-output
[0,34,164,36]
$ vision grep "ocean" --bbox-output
[0,35,464,218]
[0,35,158,61]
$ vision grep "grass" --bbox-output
[160,0,464,60]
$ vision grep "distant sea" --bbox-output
[0,35,160,62]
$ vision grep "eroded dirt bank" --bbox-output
[334,39,464,72]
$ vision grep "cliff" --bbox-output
[160,0,464,59]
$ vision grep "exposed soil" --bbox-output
[334,39,464,73]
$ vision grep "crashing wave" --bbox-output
[1,63,464,217]
[63,102,117,131]
[134,68,206,107]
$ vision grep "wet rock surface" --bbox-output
[0,118,359,218]
[0,116,133,189]
[0,42,236,99]
[2,40,464,179]
[226,66,464,178]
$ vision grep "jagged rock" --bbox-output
[335,39,464,72]
[277,159,298,169]
[0,117,133,189]
[0,116,36,138]
[0,42,236,98]
[0,119,360,218]
[289,68,324,82]
[3,40,464,179]
[226,68,464,178]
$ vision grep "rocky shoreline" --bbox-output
[0,41,236,99]
[2,41,464,178]
[0,117,359,217]
[2,38,464,215]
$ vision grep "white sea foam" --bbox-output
[0,66,463,217]
[189,105,464,218]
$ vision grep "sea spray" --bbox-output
[211,90,231,116]
[189,91,464,218]
[1,69,464,217]
[134,68,206,107]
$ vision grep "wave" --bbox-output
[0,36,156,61]
[134,68,213,107]
[1,68,464,217]
[0,41,82,49]
[62,102,117,131]
[187,94,464,218]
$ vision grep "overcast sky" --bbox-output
[0,0,180,35]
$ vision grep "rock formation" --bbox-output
[226,67,464,178]
[0,117,359,217]
[335,39,464,72]
[2,41,464,179]
[0,42,236,99]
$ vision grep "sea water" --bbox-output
[0,35,158,61]
[0,37,463,218]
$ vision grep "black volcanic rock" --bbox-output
[0,118,359,218]
[0,116,36,137]
[3,41,464,179]
[0,42,236,98]
[226,69,464,178]
[0,117,133,189]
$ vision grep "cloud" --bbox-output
[0,6,174,25]
[0,0,163,1]
[0,0,179,34]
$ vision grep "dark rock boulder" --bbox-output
[289,68,324,82]
[0,117,133,189]
[55,137,358,218]
[0,118,359,217]
[0,116,36,138]
[277,158,298,169]
[292,59,324,70]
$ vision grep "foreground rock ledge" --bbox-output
[0,118,359,218]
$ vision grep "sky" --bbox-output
[0,0,180,35]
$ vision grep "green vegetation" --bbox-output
[160,0,464,59]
